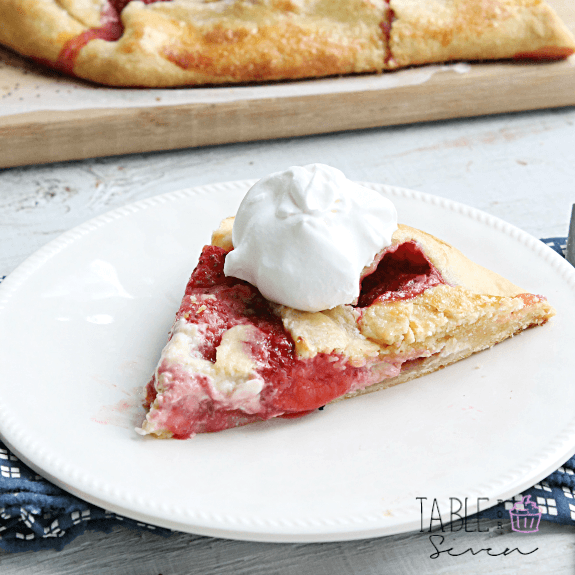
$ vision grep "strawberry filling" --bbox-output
[380,0,397,67]
[357,241,446,307]
[38,0,172,75]
[146,242,447,438]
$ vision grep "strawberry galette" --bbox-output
[0,0,574,87]
[139,217,554,439]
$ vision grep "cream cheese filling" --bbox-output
[145,318,266,432]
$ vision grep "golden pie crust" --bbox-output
[212,217,554,400]
[388,0,575,68]
[0,0,573,87]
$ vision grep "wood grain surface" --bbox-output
[2,520,575,575]
[0,0,574,168]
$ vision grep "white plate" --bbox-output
[1,181,575,543]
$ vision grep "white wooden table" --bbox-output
[1,107,575,573]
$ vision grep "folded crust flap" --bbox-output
[391,224,525,297]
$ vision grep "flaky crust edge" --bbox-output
[0,0,85,61]
[388,0,575,68]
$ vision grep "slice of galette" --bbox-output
[138,219,554,439]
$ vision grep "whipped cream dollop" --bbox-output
[223,164,398,312]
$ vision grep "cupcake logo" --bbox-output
[509,495,542,533]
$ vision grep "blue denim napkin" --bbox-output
[0,237,573,551]
[0,443,171,551]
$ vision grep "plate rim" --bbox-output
[1,180,575,542]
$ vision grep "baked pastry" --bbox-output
[0,0,387,86]
[387,0,575,68]
[0,0,573,87]
[139,217,554,439]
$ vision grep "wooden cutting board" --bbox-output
[0,0,574,169]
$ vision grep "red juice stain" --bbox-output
[513,46,574,61]
[380,0,397,66]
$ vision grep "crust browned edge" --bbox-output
[387,0,575,68]
[0,0,85,62]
